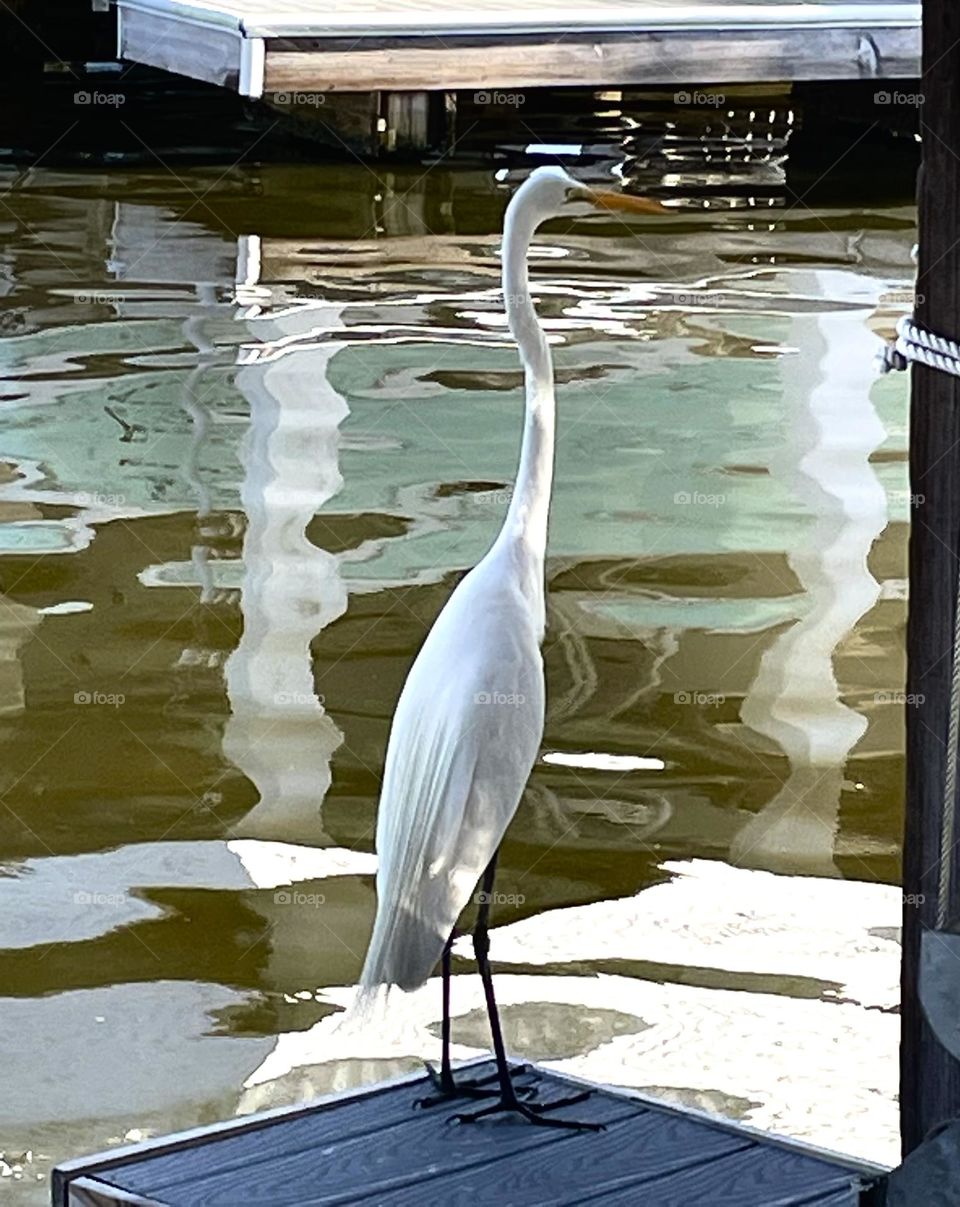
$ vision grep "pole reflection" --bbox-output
[223,241,349,845]
[733,269,887,875]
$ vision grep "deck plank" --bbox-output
[133,1106,723,1204]
[576,1143,862,1205]
[93,1069,636,1203]
[58,1066,881,1207]
[371,1110,753,1206]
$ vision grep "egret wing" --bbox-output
[361,586,544,991]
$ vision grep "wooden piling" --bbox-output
[901,0,960,1157]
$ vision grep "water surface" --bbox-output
[0,93,915,1195]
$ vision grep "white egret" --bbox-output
[359,166,665,1126]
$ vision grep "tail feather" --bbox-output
[359,899,447,996]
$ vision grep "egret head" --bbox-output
[513,164,668,223]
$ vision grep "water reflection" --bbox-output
[733,269,888,875]
[0,596,39,715]
[0,141,915,1194]
[180,282,220,603]
[223,259,348,845]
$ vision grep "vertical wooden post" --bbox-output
[383,92,431,152]
[902,0,960,1156]
[381,91,455,156]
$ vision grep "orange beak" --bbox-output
[579,187,669,215]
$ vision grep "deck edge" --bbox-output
[541,1064,891,1179]
[52,1056,889,1207]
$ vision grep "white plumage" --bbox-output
[361,553,546,991]
[359,166,666,1002]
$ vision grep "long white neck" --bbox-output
[491,193,556,618]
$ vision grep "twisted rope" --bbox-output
[942,569,960,928]
[878,315,960,379]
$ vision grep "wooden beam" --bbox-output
[902,0,960,1157]
[263,27,919,93]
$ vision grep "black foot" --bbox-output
[417,1062,533,1108]
[453,1089,604,1131]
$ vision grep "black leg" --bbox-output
[454,850,603,1132]
[421,932,457,1098]
[419,923,530,1108]
[473,851,513,1098]
[440,927,453,1086]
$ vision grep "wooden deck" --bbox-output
[114,0,920,96]
[53,1060,887,1205]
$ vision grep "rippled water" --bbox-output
[0,91,915,1196]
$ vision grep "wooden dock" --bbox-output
[115,0,920,97]
[53,1060,887,1205]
